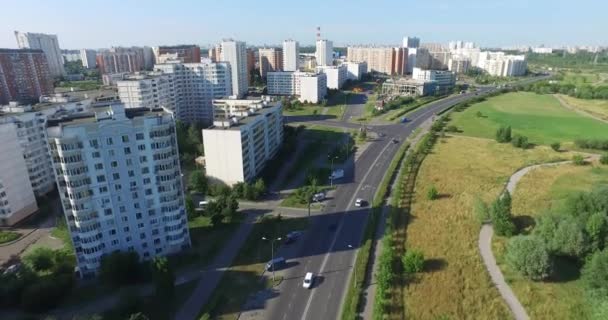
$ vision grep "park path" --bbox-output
[553,94,608,124]
[479,154,600,320]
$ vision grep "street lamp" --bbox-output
[262,236,282,282]
[348,244,357,285]
[328,154,339,187]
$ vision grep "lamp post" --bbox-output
[328,154,338,187]
[348,244,357,285]
[262,236,282,282]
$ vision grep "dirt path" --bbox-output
[479,154,600,320]
[553,94,608,124]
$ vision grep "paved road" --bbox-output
[261,89,495,320]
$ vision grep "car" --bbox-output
[266,257,287,271]
[400,117,409,123]
[378,132,386,138]
[392,138,399,144]
[312,192,326,202]
[303,272,314,289]
[284,231,302,244]
[198,200,209,208]
[355,198,366,207]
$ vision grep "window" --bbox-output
[124,147,131,155]
[106,137,113,145]
[130,181,137,188]
[119,206,126,213]
[104,208,112,216]
[122,135,129,143]
[152,229,159,236]
[111,161,118,168]
[142,167,150,174]
[108,150,115,157]
[115,184,122,191]
[138,222,144,228]
[96,175,106,183]
[122,216,128,222]
[98,186,108,193]
[94,163,103,170]
[140,233,146,240]
[111,239,119,246]
[143,178,151,185]
[126,236,131,242]
[136,212,142,219]
[126,159,133,166]
[124,226,130,232]
[134,203,140,209]
[112,173,120,180]
[128,170,135,177]
[109,229,116,235]
[138,144,146,151]
[92,151,100,158]
[145,189,152,196]
[89,139,99,148]
[139,156,147,163]
[136,133,144,140]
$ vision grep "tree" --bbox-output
[151,257,175,303]
[23,247,55,272]
[128,313,150,320]
[99,251,143,286]
[586,212,608,252]
[253,179,266,200]
[189,170,208,194]
[582,250,608,297]
[551,142,561,152]
[185,195,196,220]
[490,192,516,237]
[20,274,73,312]
[402,249,425,274]
[511,135,530,149]
[187,125,202,148]
[495,126,512,143]
[505,235,552,280]
[474,196,490,223]
[573,154,586,166]
[427,185,439,200]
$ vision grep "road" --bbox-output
[261,88,495,320]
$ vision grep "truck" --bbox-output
[329,169,344,180]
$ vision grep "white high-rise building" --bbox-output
[266,72,327,103]
[316,40,333,66]
[117,72,176,111]
[403,36,420,49]
[155,62,232,124]
[47,105,191,277]
[407,48,417,74]
[204,99,283,186]
[220,40,248,98]
[15,31,65,77]
[316,65,347,90]
[283,40,299,72]
[80,49,97,69]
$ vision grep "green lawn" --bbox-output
[449,92,608,145]
[283,105,324,117]
[0,230,20,244]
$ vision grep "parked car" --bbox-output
[355,198,367,207]
[303,272,314,289]
[266,257,287,271]
[329,169,344,180]
[401,117,409,123]
[198,200,209,208]
[312,192,326,202]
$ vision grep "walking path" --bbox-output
[478,154,600,320]
[554,94,608,124]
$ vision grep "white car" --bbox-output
[355,198,365,207]
[303,272,314,289]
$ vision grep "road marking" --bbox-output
[299,139,396,320]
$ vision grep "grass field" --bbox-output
[491,161,608,320]
[558,94,608,121]
[402,134,574,319]
[449,92,608,145]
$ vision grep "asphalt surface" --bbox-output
[262,88,495,320]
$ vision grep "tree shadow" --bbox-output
[424,258,448,273]
[513,215,536,234]
[548,256,581,283]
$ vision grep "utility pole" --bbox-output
[262,236,282,282]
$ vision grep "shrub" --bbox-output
[573,154,586,166]
[473,196,490,224]
[495,125,512,143]
[550,142,561,152]
[445,125,458,132]
[511,135,530,149]
[505,235,552,280]
[491,192,516,237]
[402,249,425,274]
[582,250,608,298]
[23,247,54,272]
[600,154,608,165]
[476,111,483,117]
[427,185,439,200]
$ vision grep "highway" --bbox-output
[261,88,494,320]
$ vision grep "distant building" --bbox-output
[258,48,283,78]
[283,40,299,72]
[416,46,451,70]
[47,104,191,277]
[97,48,145,74]
[208,44,221,63]
[316,40,333,66]
[316,65,347,89]
[266,71,327,103]
[402,36,420,49]
[532,47,553,54]
[203,98,283,186]
[80,49,97,69]
[477,52,527,76]
[448,56,471,74]
[381,78,435,97]
[221,40,248,97]
[392,47,408,75]
[347,46,406,75]
[102,72,128,86]
[62,49,81,63]
[117,72,175,111]
[0,48,54,105]
[343,61,367,81]
[15,31,65,77]
[154,45,201,63]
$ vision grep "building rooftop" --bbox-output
[47,104,168,128]
[210,97,282,130]
[0,48,44,54]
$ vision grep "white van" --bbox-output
[303,272,314,289]
[198,200,209,209]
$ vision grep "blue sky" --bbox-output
[1,0,606,49]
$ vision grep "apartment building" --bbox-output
[96,48,145,74]
[154,62,232,124]
[283,40,299,72]
[347,47,406,75]
[448,56,471,74]
[220,40,248,97]
[392,47,408,75]
[80,49,97,69]
[0,49,54,105]
[153,45,201,64]
[382,78,436,97]
[15,31,65,77]
[403,36,420,49]
[47,104,191,277]
[258,48,283,78]
[266,71,327,103]
[316,40,333,66]
[343,61,367,81]
[208,44,221,63]
[316,65,347,89]
[203,98,283,186]
[477,52,527,77]
[117,72,175,111]
[416,47,451,70]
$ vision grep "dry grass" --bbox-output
[492,161,608,320]
[403,135,574,319]
[558,94,608,121]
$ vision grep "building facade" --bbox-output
[154,45,201,64]
[402,36,420,49]
[220,40,248,98]
[477,52,527,77]
[117,72,175,111]
[203,99,283,186]
[96,48,145,75]
[347,46,407,75]
[412,68,456,93]
[316,40,333,66]
[0,49,54,105]
[282,40,299,72]
[258,48,283,78]
[392,47,408,75]
[448,56,471,74]
[47,105,191,277]
[316,65,347,89]
[15,31,65,77]
[266,71,327,103]
[343,61,367,81]
[382,78,435,97]
[80,49,97,69]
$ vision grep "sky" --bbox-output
[1,0,606,49]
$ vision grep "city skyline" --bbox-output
[1,0,607,49]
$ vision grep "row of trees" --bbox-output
[519,81,608,100]
[575,138,608,151]
[495,126,532,149]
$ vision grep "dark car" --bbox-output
[266,257,287,271]
[401,117,409,123]
[392,138,399,144]
[284,231,302,244]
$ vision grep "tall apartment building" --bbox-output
[80,49,97,69]
[0,49,54,105]
[203,99,283,186]
[283,40,299,72]
[406,48,418,74]
[347,47,406,75]
[96,48,145,75]
[62,50,81,63]
[448,56,471,74]
[208,44,222,63]
[47,104,191,277]
[316,40,333,66]
[403,36,420,49]
[246,48,255,77]
[117,72,175,111]
[258,48,283,78]
[416,47,451,70]
[154,45,201,64]
[266,71,327,103]
[15,31,65,77]
[220,40,248,98]
[343,61,367,81]
[155,62,232,124]
[316,65,347,90]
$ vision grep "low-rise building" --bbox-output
[381,78,435,97]
[203,98,283,186]
[412,68,456,94]
[266,71,327,103]
[315,65,347,89]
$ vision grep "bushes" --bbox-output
[427,185,439,200]
[505,235,552,280]
[402,249,425,274]
[23,247,55,272]
[474,196,490,223]
[189,170,208,194]
[600,154,608,165]
[575,139,608,151]
[582,250,608,298]
[20,273,74,312]
[573,154,586,166]
[495,125,512,143]
[511,135,530,149]
[490,192,516,237]
[551,142,561,152]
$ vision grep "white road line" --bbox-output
[299,139,396,320]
